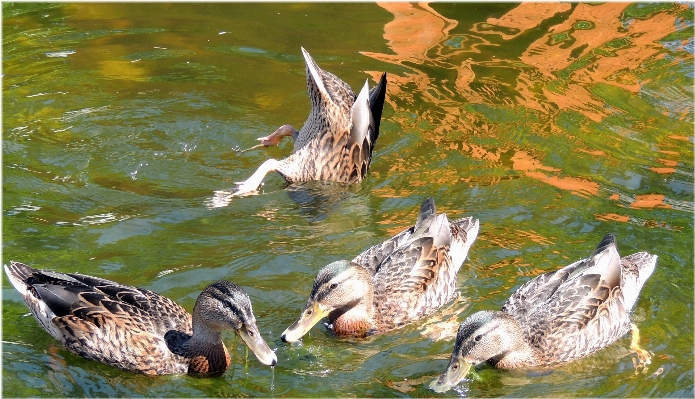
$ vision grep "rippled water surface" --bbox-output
[3,3,693,397]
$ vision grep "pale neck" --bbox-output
[490,317,542,368]
[331,300,375,337]
[331,271,375,336]
[189,313,225,346]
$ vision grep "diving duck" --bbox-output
[430,234,657,393]
[232,47,387,196]
[281,197,479,342]
[4,261,277,376]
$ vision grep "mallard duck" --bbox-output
[4,261,277,376]
[430,234,657,393]
[232,47,387,196]
[281,197,479,342]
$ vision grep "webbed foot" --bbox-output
[630,322,652,374]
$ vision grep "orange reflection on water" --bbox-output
[363,2,457,65]
[512,151,600,197]
[476,3,573,40]
[630,194,673,210]
[364,2,689,216]
[483,228,555,252]
[595,212,683,231]
[542,83,608,123]
[595,213,630,223]
[650,167,676,174]
[650,152,681,174]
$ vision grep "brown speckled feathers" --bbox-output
[452,234,656,369]
[280,198,479,342]
[277,48,386,183]
[232,48,387,196]
[4,261,276,375]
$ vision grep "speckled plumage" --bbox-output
[232,47,387,196]
[4,261,277,376]
[281,198,479,341]
[430,234,657,393]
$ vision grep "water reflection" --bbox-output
[2,2,692,398]
[362,1,693,227]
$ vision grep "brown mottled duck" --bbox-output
[281,197,480,342]
[430,234,657,393]
[4,261,277,376]
[232,47,387,196]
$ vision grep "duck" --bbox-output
[281,197,479,342]
[4,261,277,376]
[430,233,657,393]
[232,47,387,196]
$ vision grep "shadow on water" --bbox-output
[285,181,361,222]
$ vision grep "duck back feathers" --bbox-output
[501,234,656,365]
[4,261,276,375]
[231,48,387,196]
[277,48,387,184]
[359,198,479,331]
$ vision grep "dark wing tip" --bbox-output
[414,197,436,231]
[591,234,617,258]
[367,71,388,141]
[5,260,36,282]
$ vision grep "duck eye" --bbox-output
[306,309,313,316]
[474,334,482,342]
[329,283,338,290]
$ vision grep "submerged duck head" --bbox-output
[281,260,373,342]
[194,281,277,366]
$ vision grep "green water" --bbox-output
[2,2,693,397]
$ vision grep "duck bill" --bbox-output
[281,302,328,343]
[429,356,472,393]
[237,323,277,366]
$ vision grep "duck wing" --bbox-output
[503,234,632,363]
[346,81,376,181]
[502,234,620,318]
[345,72,388,181]
[352,197,437,275]
[371,199,458,328]
[293,47,355,152]
[5,261,192,374]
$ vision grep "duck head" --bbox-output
[430,310,524,392]
[194,281,277,366]
[281,260,373,342]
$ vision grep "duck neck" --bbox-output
[190,315,224,345]
[330,300,374,337]
[489,317,542,368]
[177,315,231,375]
[330,276,375,337]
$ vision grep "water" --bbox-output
[2,2,693,397]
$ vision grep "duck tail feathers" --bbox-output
[413,197,436,237]
[410,198,451,247]
[349,80,372,147]
[591,233,617,258]
[572,234,621,287]
[620,252,657,310]
[4,261,35,295]
[301,47,328,97]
